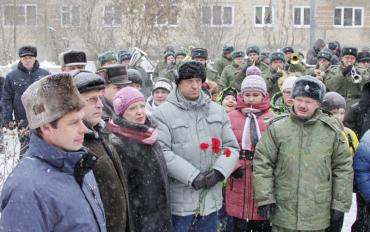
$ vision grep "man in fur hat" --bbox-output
[0,73,106,231]
[59,49,87,71]
[253,76,353,232]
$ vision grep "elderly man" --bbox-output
[253,76,353,232]
[153,61,239,232]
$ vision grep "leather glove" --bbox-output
[327,209,344,232]
[271,72,283,84]
[204,170,225,189]
[257,203,276,221]
[192,173,206,191]
[342,65,353,76]
[231,167,245,179]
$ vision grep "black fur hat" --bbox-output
[292,76,326,102]
[19,46,37,57]
[176,61,206,85]
[70,70,105,93]
[191,48,208,59]
[59,50,87,67]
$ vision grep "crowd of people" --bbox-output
[0,39,369,232]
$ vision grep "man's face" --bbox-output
[318,58,330,67]
[359,60,370,69]
[234,57,245,65]
[153,89,169,106]
[282,88,294,107]
[342,55,356,67]
[248,53,259,62]
[224,52,232,59]
[20,56,36,70]
[193,58,207,66]
[285,52,293,59]
[175,55,185,65]
[293,96,320,119]
[178,78,202,101]
[331,108,346,123]
[102,59,117,67]
[62,65,86,72]
[41,110,88,151]
[271,60,284,71]
[81,90,104,126]
[166,55,175,65]
[122,101,146,124]
[104,84,126,102]
[121,59,130,66]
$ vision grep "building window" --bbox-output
[201,5,234,27]
[255,6,272,27]
[156,3,178,26]
[294,7,310,27]
[104,5,122,27]
[61,5,80,27]
[3,4,36,26]
[334,7,363,27]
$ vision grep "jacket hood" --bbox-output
[26,133,87,174]
[314,39,325,53]
[166,87,211,112]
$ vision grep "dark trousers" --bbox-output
[233,217,271,232]
[172,211,218,232]
[352,193,370,232]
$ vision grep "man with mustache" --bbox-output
[253,76,353,232]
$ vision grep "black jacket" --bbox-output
[109,116,174,232]
[2,61,50,127]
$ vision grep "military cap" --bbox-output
[163,46,175,54]
[127,69,143,85]
[292,75,326,102]
[117,50,132,62]
[317,49,332,62]
[223,43,234,53]
[59,50,87,67]
[19,46,37,57]
[96,64,132,86]
[357,51,370,62]
[191,48,208,59]
[98,51,117,66]
[232,51,245,59]
[341,47,358,57]
[164,51,175,60]
[175,49,187,58]
[269,51,286,62]
[70,70,105,93]
[282,47,294,54]
[246,46,260,55]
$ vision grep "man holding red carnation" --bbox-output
[153,61,239,232]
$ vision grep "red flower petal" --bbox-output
[211,138,221,147]
[224,148,231,157]
[212,146,221,154]
[200,143,209,151]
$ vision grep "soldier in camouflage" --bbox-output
[220,51,245,89]
[191,47,220,85]
[357,51,370,74]
[214,43,234,75]
[306,49,333,83]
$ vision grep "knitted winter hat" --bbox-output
[246,66,262,76]
[322,92,346,111]
[281,76,298,91]
[153,78,173,93]
[21,73,85,129]
[241,74,267,96]
[113,87,145,116]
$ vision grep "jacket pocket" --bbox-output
[205,115,223,136]
[170,119,190,144]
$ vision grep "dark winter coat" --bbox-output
[306,39,326,65]
[354,130,370,202]
[344,81,370,139]
[102,98,115,123]
[84,121,133,232]
[0,76,5,126]
[1,61,50,127]
[0,133,106,232]
[109,116,174,232]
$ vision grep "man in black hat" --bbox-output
[59,49,87,71]
[328,41,341,65]
[220,51,245,88]
[214,43,234,75]
[96,64,132,123]
[2,46,50,155]
[308,49,333,82]
[117,50,132,66]
[282,47,294,60]
[357,51,370,73]
[191,47,220,85]
[325,46,369,110]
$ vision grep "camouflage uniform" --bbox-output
[206,66,220,85]
[231,60,269,91]
[220,62,243,89]
[270,92,290,114]
[214,56,233,75]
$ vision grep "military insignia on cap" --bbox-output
[304,85,310,92]
[349,49,352,52]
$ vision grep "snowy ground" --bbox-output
[342,194,357,232]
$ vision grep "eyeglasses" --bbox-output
[85,95,105,105]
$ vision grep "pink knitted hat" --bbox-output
[112,87,145,116]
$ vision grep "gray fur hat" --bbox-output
[322,92,346,111]
[70,70,105,93]
[292,75,326,102]
[21,73,85,129]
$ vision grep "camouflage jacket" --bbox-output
[214,55,233,75]
[231,60,270,91]
[220,62,243,89]
[270,92,290,114]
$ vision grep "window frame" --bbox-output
[293,6,310,28]
[333,6,364,28]
[3,4,37,27]
[155,2,179,27]
[254,5,273,27]
[103,5,122,28]
[201,4,235,28]
[61,5,81,27]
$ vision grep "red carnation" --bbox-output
[200,143,209,151]
[212,146,221,154]
[224,148,231,157]
[211,138,221,147]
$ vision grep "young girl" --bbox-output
[225,73,274,232]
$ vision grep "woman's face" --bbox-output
[222,95,237,112]
[122,101,146,124]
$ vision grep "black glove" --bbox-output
[192,173,206,190]
[257,203,276,221]
[326,209,344,232]
[204,170,225,189]
[271,72,283,84]
[342,65,353,76]
[231,167,245,179]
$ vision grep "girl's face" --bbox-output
[242,91,264,106]
[222,95,237,112]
